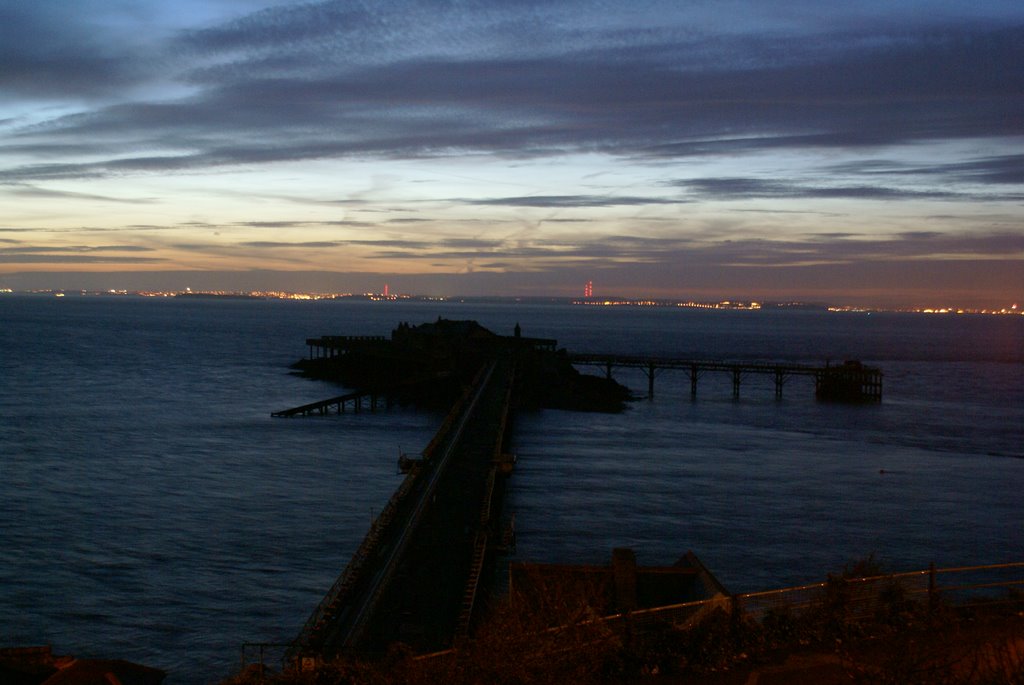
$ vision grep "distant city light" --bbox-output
[2,287,1020,315]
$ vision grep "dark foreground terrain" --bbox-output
[221,590,1024,685]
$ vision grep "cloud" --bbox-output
[679,177,965,201]
[827,154,1024,186]
[464,195,688,208]
[0,243,164,264]
[0,2,155,100]
[0,183,154,204]
[351,229,1024,270]
[3,10,1021,183]
[0,245,155,253]
[1,1,1021,308]
[240,241,344,249]
[932,154,1024,185]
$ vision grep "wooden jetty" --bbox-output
[568,354,882,401]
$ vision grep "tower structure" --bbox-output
[584,280,593,298]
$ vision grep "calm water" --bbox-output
[1,295,1022,683]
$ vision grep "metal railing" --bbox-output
[609,561,1024,631]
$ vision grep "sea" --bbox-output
[1,294,1022,683]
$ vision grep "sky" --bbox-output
[1,0,1022,307]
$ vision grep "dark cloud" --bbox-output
[1,183,154,204]
[0,2,153,99]
[238,238,436,250]
[828,154,1024,186]
[0,245,155,253]
[4,13,1022,182]
[240,241,343,249]
[355,229,1024,269]
[933,154,1024,185]
[680,177,967,201]
[0,242,164,264]
[0,255,165,264]
[232,219,377,229]
[465,195,687,208]
[237,221,310,228]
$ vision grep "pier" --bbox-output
[277,320,883,668]
[271,389,390,417]
[568,354,882,401]
[288,351,518,662]
[305,335,388,360]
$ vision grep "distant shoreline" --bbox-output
[2,289,1021,315]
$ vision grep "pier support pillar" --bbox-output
[774,369,785,398]
[646,362,656,399]
[732,368,741,399]
[690,364,698,397]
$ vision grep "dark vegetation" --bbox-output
[292,319,632,412]
[224,558,1024,685]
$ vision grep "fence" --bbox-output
[617,561,1024,633]
[246,562,1024,672]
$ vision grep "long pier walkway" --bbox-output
[568,354,882,401]
[289,354,517,663]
